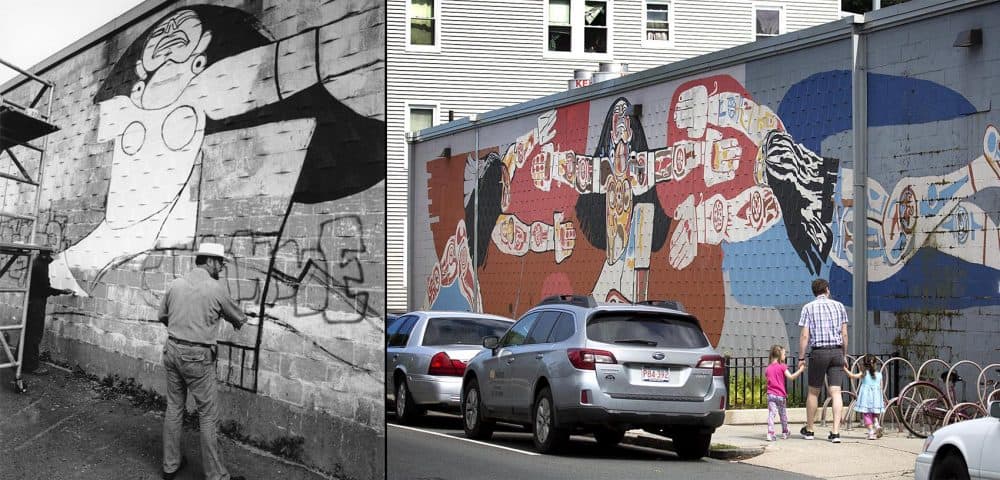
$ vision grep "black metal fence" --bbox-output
[724,352,902,409]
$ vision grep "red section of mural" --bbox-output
[426,155,466,255]
[657,75,777,214]
[505,102,591,224]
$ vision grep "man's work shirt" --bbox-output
[798,293,848,348]
[158,267,246,345]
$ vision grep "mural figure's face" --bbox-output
[133,9,213,109]
[142,10,206,72]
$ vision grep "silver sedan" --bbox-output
[386,311,514,423]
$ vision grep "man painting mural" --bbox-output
[158,243,246,480]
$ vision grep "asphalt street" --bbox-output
[387,412,817,480]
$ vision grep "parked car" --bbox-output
[914,401,1000,480]
[460,295,726,458]
[386,311,515,423]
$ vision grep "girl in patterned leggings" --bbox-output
[765,345,805,441]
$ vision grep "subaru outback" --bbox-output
[460,295,726,459]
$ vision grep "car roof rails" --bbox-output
[636,299,686,312]
[537,294,597,308]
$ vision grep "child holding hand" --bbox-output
[844,354,886,439]
[765,345,805,441]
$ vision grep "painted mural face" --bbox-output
[136,9,211,108]
[142,10,205,70]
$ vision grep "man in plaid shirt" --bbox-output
[797,278,849,443]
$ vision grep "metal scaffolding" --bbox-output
[0,57,59,393]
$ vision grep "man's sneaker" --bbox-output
[828,432,841,443]
[800,426,815,440]
[767,433,776,441]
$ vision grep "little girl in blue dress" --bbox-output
[844,354,886,440]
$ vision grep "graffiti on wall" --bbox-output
[40,5,384,388]
[422,71,1000,342]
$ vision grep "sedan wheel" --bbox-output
[395,377,424,424]
[462,379,494,440]
[532,387,568,453]
[932,452,970,480]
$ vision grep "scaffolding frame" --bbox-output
[0,57,59,393]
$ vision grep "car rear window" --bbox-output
[586,313,709,348]
[422,317,512,346]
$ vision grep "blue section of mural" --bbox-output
[431,283,472,312]
[728,70,989,309]
[864,249,1000,311]
[722,219,829,306]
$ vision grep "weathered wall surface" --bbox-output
[410,2,999,372]
[859,4,1000,385]
[0,1,385,478]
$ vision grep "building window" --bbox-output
[408,106,436,134]
[409,0,436,46]
[583,1,608,53]
[547,0,611,55]
[548,0,572,51]
[644,1,670,43]
[754,3,784,41]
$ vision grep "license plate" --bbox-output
[641,367,670,382]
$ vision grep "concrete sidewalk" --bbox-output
[626,420,924,479]
[0,363,330,480]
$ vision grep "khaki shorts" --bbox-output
[807,347,846,389]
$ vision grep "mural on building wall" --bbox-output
[36,5,384,388]
[421,71,1000,343]
[47,4,383,302]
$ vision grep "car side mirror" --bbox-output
[483,335,499,350]
[990,401,1000,419]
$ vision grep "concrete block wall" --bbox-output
[0,1,385,479]
[859,4,1000,376]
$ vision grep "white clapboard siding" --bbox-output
[387,0,840,312]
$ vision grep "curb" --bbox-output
[622,432,766,460]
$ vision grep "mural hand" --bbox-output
[536,109,557,146]
[669,195,698,270]
[674,85,709,138]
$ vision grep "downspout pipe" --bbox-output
[472,115,481,312]
[851,20,869,354]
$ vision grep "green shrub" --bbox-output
[727,372,806,409]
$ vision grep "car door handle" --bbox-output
[506,358,515,364]
[392,354,399,361]
[535,354,544,359]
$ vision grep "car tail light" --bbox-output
[581,389,591,404]
[698,355,725,376]
[720,395,726,410]
[428,352,466,376]
[567,348,617,370]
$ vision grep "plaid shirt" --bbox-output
[798,294,848,348]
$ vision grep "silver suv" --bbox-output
[461,295,726,459]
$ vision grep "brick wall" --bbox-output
[0,1,385,479]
